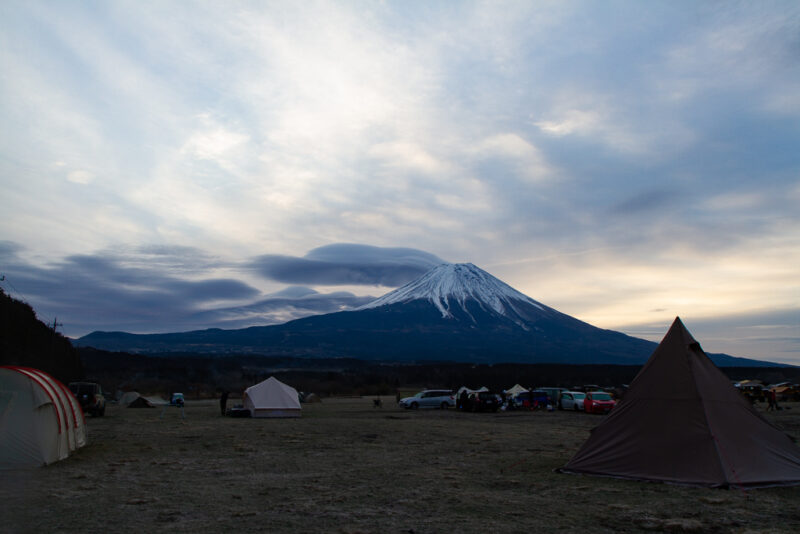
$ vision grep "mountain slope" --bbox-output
[1,288,84,382]
[75,264,776,366]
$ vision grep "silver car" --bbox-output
[398,389,455,409]
[559,391,586,411]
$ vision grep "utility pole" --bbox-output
[51,317,63,332]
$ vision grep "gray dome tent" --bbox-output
[561,317,800,488]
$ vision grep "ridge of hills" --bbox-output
[0,288,83,382]
[76,263,778,367]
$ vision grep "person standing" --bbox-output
[459,389,469,411]
[770,389,780,411]
[220,390,229,416]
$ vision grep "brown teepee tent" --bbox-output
[561,317,800,488]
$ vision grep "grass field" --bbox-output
[3,397,799,533]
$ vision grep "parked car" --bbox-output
[398,389,454,409]
[559,391,586,411]
[68,382,106,416]
[538,387,568,407]
[512,390,548,410]
[468,391,501,412]
[583,391,616,414]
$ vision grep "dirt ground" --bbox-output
[2,397,799,533]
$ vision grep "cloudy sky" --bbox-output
[1,1,798,364]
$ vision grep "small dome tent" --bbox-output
[0,366,87,468]
[243,376,301,418]
[118,391,141,406]
[128,396,158,408]
[118,392,163,408]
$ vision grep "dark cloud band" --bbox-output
[0,242,440,337]
[252,244,445,286]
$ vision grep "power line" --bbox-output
[0,273,58,329]
[0,273,29,303]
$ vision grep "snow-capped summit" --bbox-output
[358,263,547,327]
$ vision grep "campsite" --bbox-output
[3,320,800,532]
[1,395,798,533]
[3,314,800,531]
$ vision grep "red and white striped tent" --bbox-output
[0,366,87,468]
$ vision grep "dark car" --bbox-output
[513,390,548,410]
[468,391,500,412]
[69,382,106,416]
[537,387,568,407]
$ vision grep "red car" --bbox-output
[583,391,616,414]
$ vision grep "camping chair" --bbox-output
[159,403,186,420]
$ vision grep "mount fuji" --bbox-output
[358,263,548,328]
[76,263,765,366]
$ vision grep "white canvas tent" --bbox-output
[243,377,301,418]
[505,384,528,396]
[1,366,87,468]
